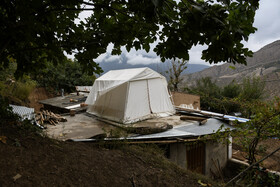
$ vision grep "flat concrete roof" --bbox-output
[45,113,115,140]
[45,111,233,142]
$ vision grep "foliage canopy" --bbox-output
[0,0,259,77]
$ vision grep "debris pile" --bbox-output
[36,110,67,126]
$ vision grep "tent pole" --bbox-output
[146,79,153,114]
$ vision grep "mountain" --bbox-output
[98,58,210,75]
[182,40,280,98]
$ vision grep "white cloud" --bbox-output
[104,55,121,63]
[244,0,280,51]
[95,53,107,63]
[189,45,207,65]
[126,53,160,65]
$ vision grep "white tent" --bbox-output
[85,67,175,124]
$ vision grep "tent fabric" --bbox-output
[85,67,175,124]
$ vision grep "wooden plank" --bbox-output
[186,142,205,174]
[180,116,207,121]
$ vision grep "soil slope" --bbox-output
[0,122,215,187]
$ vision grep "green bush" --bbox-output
[11,76,37,101]
[185,77,224,112]
[186,77,222,98]
[222,81,242,99]
[0,76,36,103]
[0,96,19,123]
[0,61,37,103]
[185,76,266,115]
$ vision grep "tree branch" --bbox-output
[226,146,280,186]
[78,1,135,20]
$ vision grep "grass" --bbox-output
[0,77,36,104]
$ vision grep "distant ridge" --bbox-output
[98,59,210,75]
[182,40,280,99]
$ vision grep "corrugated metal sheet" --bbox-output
[177,109,249,123]
[9,104,34,120]
[201,110,249,123]
[127,118,233,140]
[9,104,43,128]
[70,118,234,142]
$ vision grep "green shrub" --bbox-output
[11,76,37,101]
[185,76,266,115]
[222,81,242,98]
[0,96,19,123]
[239,77,265,101]
[185,77,224,112]
[0,77,36,103]
[34,59,95,93]
[186,77,222,98]
[0,61,36,103]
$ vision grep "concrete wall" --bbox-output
[171,92,200,110]
[169,141,228,177]
[205,141,228,177]
[169,143,187,168]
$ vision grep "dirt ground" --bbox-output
[0,121,215,186]
[232,139,280,172]
[28,87,55,112]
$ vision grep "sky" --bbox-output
[81,0,280,66]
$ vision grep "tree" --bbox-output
[222,80,242,99]
[186,77,224,111]
[210,98,280,185]
[33,59,95,93]
[185,76,267,114]
[0,0,259,77]
[239,76,266,101]
[166,59,187,91]
[234,99,280,165]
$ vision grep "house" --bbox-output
[39,68,249,178]
[70,109,246,177]
[85,68,175,124]
[125,115,235,177]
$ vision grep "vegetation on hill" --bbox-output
[0,59,95,105]
[211,98,280,186]
[33,59,95,93]
[182,40,280,99]
[0,61,36,104]
[185,76,266,115]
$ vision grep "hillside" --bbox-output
[182,40,280,98]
